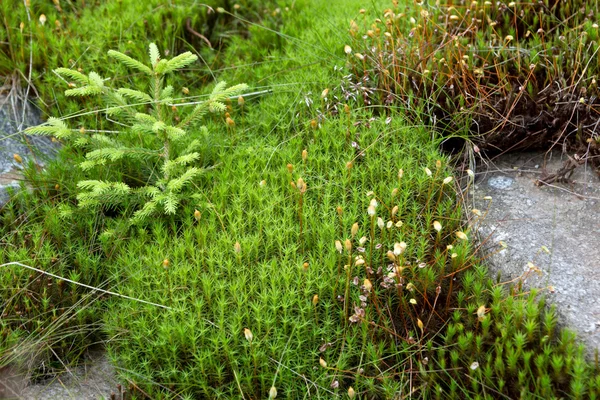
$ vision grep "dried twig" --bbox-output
[185,17,212,49]
[535,154,584,186]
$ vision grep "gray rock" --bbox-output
[0,93,59,205]
[472,151,600,356]
[2,349,120,400]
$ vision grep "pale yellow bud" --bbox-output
[244,328,253,342]
[335,240,343,254]
[13,154,23,164]
[194,209,201,221]
[319,358,327,368]
[234,241,241,253]
[351,223,359,238]
[393,242,406,256]
[477,305,486,321]
[312,294,319,306]
[455,231,468,241]
[39,14,46,25]
[348,387,356,398]
[363,279,372,292]
[321,88,329,98]
[296,177,307,194]
[269,386,277,399]
[302,149,308,162]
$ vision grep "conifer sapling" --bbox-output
[27,43,247,223]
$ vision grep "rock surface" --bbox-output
[1,350,120,400]
[472,151,600,355]
[0,93,58,205]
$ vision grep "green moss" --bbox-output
[2,0,600,398]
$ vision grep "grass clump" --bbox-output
[342,0,600,171]
[0,161,108,379]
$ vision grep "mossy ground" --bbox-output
[1,0,600,399]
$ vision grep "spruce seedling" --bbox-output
[27,43,247,224]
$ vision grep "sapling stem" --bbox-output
[299,193,304,252]
[333,241,343,298]
[295,177,307,254]
[343,239,353,324]
[346,161,353,200]
[344,104,351,144]
[336,206,343,240]
[163,259,174,306]
[369,215,375,277]
[313,294,319,326]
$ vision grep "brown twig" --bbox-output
[535,154,584,186]
[185,18,212,49]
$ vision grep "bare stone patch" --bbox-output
[3,350,120,400]
[472,151,600,355]
[0,93,59,206]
